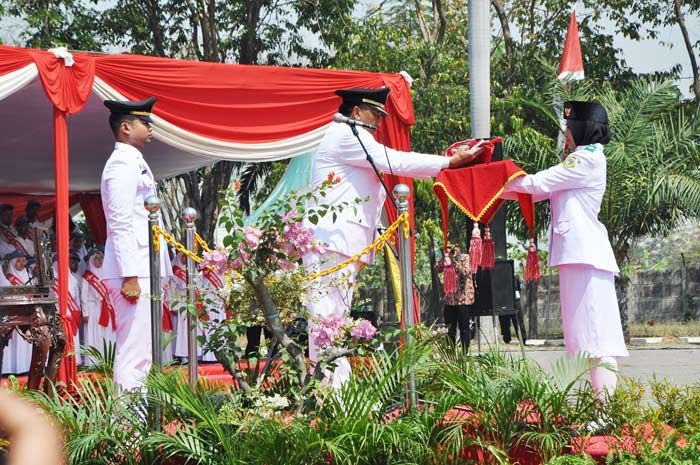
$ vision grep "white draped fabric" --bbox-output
[0,64,37,101]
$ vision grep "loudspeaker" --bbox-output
[468,259,515,317]
[490,259,516,313]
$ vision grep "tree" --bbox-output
[488,0,696,90]
[672,0,700,102]
[629,0,700,103]
[1,0,104,50]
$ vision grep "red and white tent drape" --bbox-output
[0,45,421,384]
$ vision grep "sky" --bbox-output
[600,9,700,98]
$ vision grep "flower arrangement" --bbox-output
[193,176,379,408]
[200,176,354,327]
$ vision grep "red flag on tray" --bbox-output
[558,9,585,81]
[433,139,540,280]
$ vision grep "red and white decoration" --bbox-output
[0,45,421,384]
[558,9,585,81]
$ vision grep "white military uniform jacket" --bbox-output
[307,122,448,263]
[101,142,171,280]
[505,143,619,273]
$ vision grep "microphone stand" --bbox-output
[350,124,427,310]
[349,124,398,209]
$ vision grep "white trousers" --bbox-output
[105,277,153,392]
[302,252,360,388]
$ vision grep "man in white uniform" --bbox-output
[25,200,48,230]
[503,101,628,415]
[101,97,171,391]
[303,87,484,386]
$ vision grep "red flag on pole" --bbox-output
[558,9,585,81]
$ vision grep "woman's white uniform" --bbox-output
[3,257,34,374]
[52,262,82,365]
[199,267,225,362]
[504,143,628,359]
[80,255,116,364]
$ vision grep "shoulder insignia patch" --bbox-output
[563,156,577,169]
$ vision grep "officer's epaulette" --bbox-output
[584,145,597,153]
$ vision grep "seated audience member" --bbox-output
[25,199,43,228]
[50,214,78,237]
[161,280,176,363]
[0,204,16,257]
[199,261,225,362]
[70,231,88,277]
[81,247,115,364]
[2,250,34,374]
[172,253,202,361]
[13,216,35,259]
[52,252,83,364]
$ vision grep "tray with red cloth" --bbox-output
[432,138,539,281]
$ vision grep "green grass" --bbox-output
[527,322,700,340]
[629,322,700,338]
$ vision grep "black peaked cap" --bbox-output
[335,87,390,115]
[104,97,157,122]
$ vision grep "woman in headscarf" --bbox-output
[161,279,176,364]
[3,250,34,374]
[80,247,115,364]
[503,101,627,420]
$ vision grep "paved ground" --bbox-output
[499,346,700,386]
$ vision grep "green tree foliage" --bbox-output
[1,0,105,50]
[627,0,700,101]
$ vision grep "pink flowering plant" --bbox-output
[202,177,360,328]
[310,314,377,352]
[197,177,380,411]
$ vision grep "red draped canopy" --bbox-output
[0,45,421,384]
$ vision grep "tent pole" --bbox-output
[53,107,77,385]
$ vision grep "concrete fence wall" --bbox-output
[356,266,700,337]
[521,266,700,337]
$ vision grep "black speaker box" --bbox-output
[467,259,515,317]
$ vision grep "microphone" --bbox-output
[333,113,377,130]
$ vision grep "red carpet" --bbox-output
[1,362,239,388]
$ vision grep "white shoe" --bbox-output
[583,415,612,435]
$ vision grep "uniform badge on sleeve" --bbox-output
[563,156,577,169]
